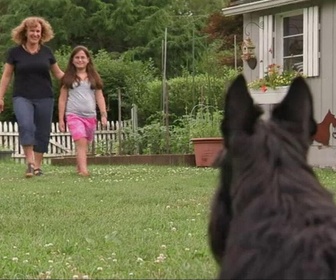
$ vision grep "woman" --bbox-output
[0,16,64,178]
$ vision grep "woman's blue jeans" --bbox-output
[13,97,54,153]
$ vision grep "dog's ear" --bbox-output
[272,76,317,138]
[222,74,262,138]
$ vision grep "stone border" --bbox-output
[51,154,196,167]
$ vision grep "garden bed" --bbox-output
[51,154,196,167]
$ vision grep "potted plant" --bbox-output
[248,63,302,104]
[188,103,224,167]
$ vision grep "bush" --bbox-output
[120,102,224,155]
[133,70,236,126]
[188,103,223,138]
[1,46,237,127]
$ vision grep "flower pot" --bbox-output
[250,86,289,104]
[191,137,224,167]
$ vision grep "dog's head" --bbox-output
[220,74,317,214]
[209,75,336,278]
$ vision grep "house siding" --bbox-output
[241,0,336,166]
[318,0,335,136]
[242,1,316,79]
[242,0,335,122]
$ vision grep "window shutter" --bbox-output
[259,15,273,78]
[303,6,319,77]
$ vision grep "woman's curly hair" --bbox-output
[11,16,54,45]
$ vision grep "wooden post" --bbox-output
[162,28,170,153]
[118,88,122,155]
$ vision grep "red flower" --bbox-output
[261,84,268,93]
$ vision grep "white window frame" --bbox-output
[259,15,273,78]
[259,6,319,78]
[275,10,304,73]
[303,6,319,77]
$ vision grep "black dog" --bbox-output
[209,74,336,279]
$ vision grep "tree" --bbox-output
[202,11,243,67]
[0,0,240,123]
[0,0,231,77]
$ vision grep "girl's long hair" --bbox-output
[61,45,103,90]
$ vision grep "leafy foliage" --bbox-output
[248,63,302,91]
[188,103,223,138]
[202,12,243,67]
[120,101,224,155]
[133,69,237,126]
[0,0,232,77]
[0,0,241,132]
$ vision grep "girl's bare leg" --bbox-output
[75,138,89,176]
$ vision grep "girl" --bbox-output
[58,46,107,176]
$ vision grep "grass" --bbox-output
[0,161,220,279]
[0,161,336,279]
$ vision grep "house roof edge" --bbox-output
[222,0,310,16]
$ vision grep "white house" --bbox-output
[223,0,336,167]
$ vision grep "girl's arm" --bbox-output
[58,85,68,132]
[95,89,107,127]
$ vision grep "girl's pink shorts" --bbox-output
[66,114,97,141]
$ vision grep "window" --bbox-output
[282,14,303,72]
[259,6,319,78]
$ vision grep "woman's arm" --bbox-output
[51,63,64,80]
[0,63,14,112]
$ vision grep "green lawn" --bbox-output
[0,161,335,279]
[0,161,220,279]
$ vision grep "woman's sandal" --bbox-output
[34,168,43,176]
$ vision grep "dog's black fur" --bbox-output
[209,74,336,279]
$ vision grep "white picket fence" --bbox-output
[0,120,132,159]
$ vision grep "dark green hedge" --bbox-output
[0,48,238,126]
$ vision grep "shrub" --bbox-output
[120,102,224,155]
[132,68,238,126]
